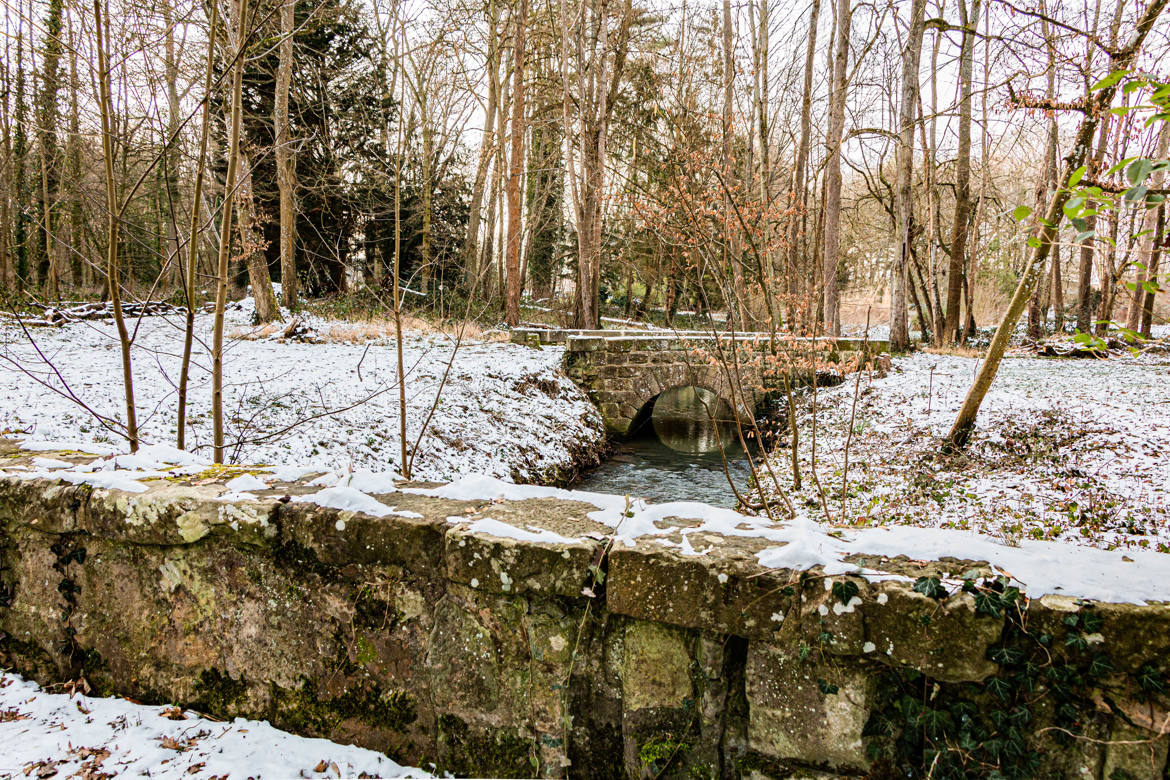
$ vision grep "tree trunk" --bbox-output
[213,0,251,463]
[723,0,747,329]
[821,0,851,336]
[464,0,500,292]
[38,0,63,298]
[786,0,821,331]
[891,0,926,351]
[1140,204,1163,338]
[505,0,528,326]
[1126,122,1170,331]
[94,0,138,452]
[275,0,297,309]
[943,0,979,343]
[238,152,281,323]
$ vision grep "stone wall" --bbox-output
[1,441,1168,779]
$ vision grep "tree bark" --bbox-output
[1126,122,1170,331]
[213,0,251,463]
[275,0,298,309]
[821,0,851,336]
[94,0,138,452]
[504,0,528,326]
[786,0,821,331]
[943,0,979,343]
[891,0,926,351]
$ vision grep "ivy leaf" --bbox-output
[913,576,947,600]
[831,579,860,606]
[816,678,839,695]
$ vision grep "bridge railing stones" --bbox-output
[1,440,1168,779]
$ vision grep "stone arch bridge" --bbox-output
[512,328,885,436]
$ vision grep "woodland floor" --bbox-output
[0,301,604,483]
[763,345,1170,552]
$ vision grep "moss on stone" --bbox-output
[270,677,417,737]
[436,713,536,778]
[638,733,693,776]
[193,667,248,716]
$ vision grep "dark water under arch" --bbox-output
[574,386,754,508]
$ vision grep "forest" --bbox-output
[1,0,1166,344]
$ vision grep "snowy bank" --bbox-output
[0,308,605,483]
[0,672,430,778]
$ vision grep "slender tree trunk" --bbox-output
[1140,204,1163,338]
[786,0,821,331]
[944,0,979,343]
[213,0,251,463]
[238,152,281,323]
[275,0,297,309]
[464,0,500,291]
[1126,122,1170,331]
[38,0,63,299]
[505,0,528,326]
[821,0,850,336]
[946,0,1168,448]
[94,0,138,452]
[162,0,182,292]
[723,0,747,328]
[891,0,926,351]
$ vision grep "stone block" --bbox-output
[445,519,599,599]
[619,621,694,711]
[862,584,1003,682]
[745,643,873,773]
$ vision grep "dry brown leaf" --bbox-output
[158,736,189,752]
[160,706,186,720]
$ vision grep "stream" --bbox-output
[575,386,755,508]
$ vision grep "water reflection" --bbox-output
[650,386,739,455]
[577,385,753,508]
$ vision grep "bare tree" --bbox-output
[947,0,1170,448]
[275,0,298,309]
[821,0,851,336]
[213,0,252,463]
[891,0,926,351]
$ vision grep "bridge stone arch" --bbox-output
[512,328,886,439]
[561,334,763,437]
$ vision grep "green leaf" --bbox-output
[1027,236,1043,248]
[1068,165,1087,187]
[1090,69,1128,91]
[913,576,947,599]
[831,579,860,606]
[1075,230,1095,243]
[1012,205,1033,222]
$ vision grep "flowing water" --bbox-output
[575,386,754,508]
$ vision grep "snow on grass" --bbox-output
[0,308,603,482]
[0,672,430,779]
[759,351,1170,552]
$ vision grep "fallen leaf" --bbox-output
[160,706,186,720]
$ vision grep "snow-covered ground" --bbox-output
[761,350,1170,551]
[0,305,603,482]
[0,672,430,778]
